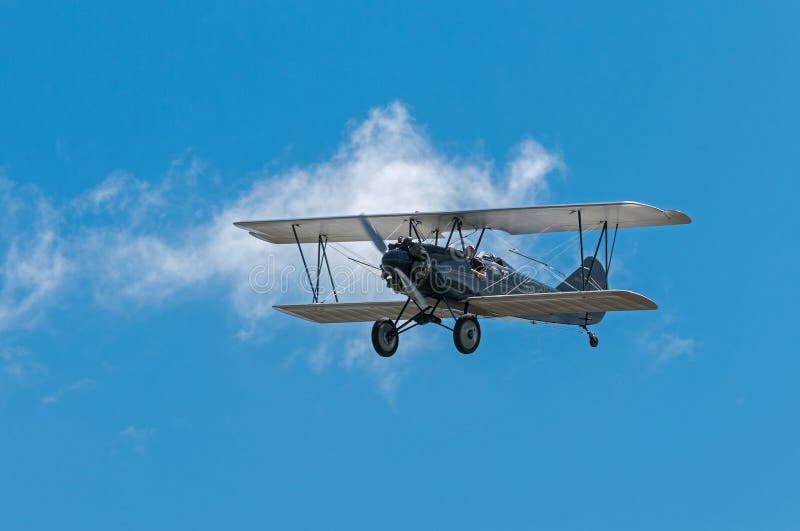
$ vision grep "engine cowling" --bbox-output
[382,237,431,294]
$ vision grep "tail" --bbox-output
[557,257,607,292]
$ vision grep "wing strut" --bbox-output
[319,235,338,302]
[574,211,618,291]
[291,224,339,303]
[575,212,620,327]
[474,227,487,254]
[444,217,461,248]
[578,211,585,290]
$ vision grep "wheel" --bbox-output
[588,333,599,348]
[453,315,481,355]
[372,320,399,357]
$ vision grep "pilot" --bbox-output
[464,245,487,280]
[481,252,507,268]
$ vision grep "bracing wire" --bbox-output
[488,228,578,284]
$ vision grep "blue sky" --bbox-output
[1,1,798,529]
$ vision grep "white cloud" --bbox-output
[0,102,565,398]
[637,330,697,369]
[40,377,96,405]
[82,102,563,318]
[86,102,562,396]
[0,232,69,327]
[506,139,564,199]
[0,347,47,387]
[0,180,69,332]
[114,425,156,456]
[654,333,697,366]
[340,335,423,403]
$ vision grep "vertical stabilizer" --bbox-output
[557,257,607,292]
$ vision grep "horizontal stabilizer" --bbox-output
[466,290,656,317]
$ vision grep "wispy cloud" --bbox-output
[1,347,47,387]
[292,332,428,402]
[40,377,96,405]
[653,333,697,366]
[113,425,156,456]
[340,335,423,404]
[0,180,69,332]
[637,329,697,369]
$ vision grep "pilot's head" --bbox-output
[465,245,476,258]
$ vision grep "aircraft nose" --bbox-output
[381,248,412,276]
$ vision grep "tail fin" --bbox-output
[557,257,607,292]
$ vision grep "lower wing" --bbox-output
[272,290,655,324]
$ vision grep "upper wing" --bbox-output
[234,201,691,244]
[273,300,460,324]
[466,290,657,318]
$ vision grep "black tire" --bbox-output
[371,320,399,357]
[589,334,599,348]
[453,315,481,355]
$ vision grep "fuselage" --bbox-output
[381,242,604,325]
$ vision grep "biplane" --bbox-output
[234,202,690,357]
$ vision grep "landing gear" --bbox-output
[580,325,599,348]
[453,315,481,354]
[372,319,399,357]
[373,299,482,357]
[588,332,599,348]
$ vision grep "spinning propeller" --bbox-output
[359,214,428,309]
[358,215,388,254]
[390,265,428,309]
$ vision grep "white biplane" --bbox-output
[235,202,690,356]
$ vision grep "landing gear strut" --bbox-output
[453,315,481,354]
[372,297,483,357]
